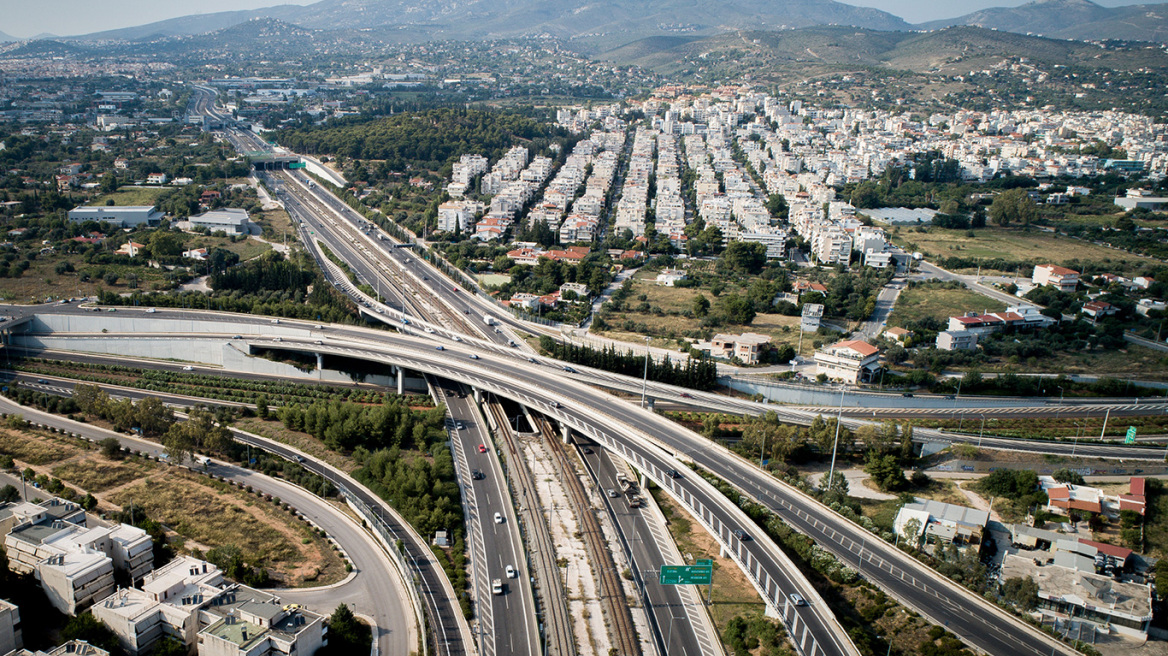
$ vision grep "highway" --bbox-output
[575,441,720,656]
[0,394,417,656]
[8,312,862,656]
[31,85,1102,656]
[439,381,540,656]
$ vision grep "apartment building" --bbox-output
[1033,264,1080,292]
[0,598,22,655]
[814,340,881,384]
[7,640,109,656]
[94,556,225,655]
[4,517,152,615]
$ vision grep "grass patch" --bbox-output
[51,458,157,493]
[597,269,811,356]
[183,234,271,261]
[95,186,169,207]
[888,283,1005,328]
[892,226,1150,274]
[107,472,345,586]
[0,428,76,465]
[235,418,358,473]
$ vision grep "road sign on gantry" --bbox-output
[660,564,713,585]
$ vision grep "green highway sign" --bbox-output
[660,564,713,585]
[1126,426,1137,444]
[696,559,713,568]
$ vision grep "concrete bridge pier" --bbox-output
[561,424,572,444]
[396,366,404,396]
[473,387,482,404]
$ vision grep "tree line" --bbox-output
[539,336,718,391]
[278,398,448,453]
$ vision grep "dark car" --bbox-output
[902,392,914,398]
[471,469,485,480]
[665,469,680,479]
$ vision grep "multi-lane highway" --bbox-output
[439,381,540,656]
[575,441,720,656]
[21,84,1129,656]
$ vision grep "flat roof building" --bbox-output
[1000,553,1152,638]
[189,209,252,236]
[68,206,163,228]
[0,598,22,655]
[4,517,152,616]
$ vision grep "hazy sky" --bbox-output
[2,0,1166,37]
[0,0,314,38]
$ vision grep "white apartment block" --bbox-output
[0,598,21,655]
[7,640,108,656]
[436,200,483,233]
[94,556,225,655]
[5,518,152,616]
[197,587,325,656]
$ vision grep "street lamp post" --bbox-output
[826,386,846,492]
[1056,386,1065,420]
[640,337,651,408]
[978,414,986,448]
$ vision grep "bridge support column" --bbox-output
[473,387,482,404]
[316,353,323,380]
[645,397,655,411]
[561,424,572,445]
[639,473,648,489]
[396,367,404,396]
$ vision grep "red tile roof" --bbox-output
[1079,539,1133,561]
[1131,477,1146,497]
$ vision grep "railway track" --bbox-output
[535,415,641,656]
[484,398,576,656]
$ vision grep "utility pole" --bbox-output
[826,386,846,492]
[640,336,651,408]
[1100,408,1110,440]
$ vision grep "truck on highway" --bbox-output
[483,315,497,326]
[912,252,923,261]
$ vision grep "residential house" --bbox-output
[1032,264,1080,293]
[894,500,989,552]
[882,327,913,344]
[116,242,146,257]
[814,340,881,384]
[146,173,168,185]
[936,330,978,351]
[1082,301,1118,319]
[708,333,772,365]
[0,598,21,655]
[655,269,687,286]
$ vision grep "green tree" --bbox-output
[1000,576,1039,611]
[1051,469,1085,486]
[62,613,120,654]
[99,437,122,459]
[864,453,907,492]
[720,241,767,275]
[988,188,1037,227]
[318,604,372,656]
[692,294,710,318]
[766,193,788,220]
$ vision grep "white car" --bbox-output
[145,308,156,313]
[494,512,504,524]
[505,565,516,578]
[181,366,194,371]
